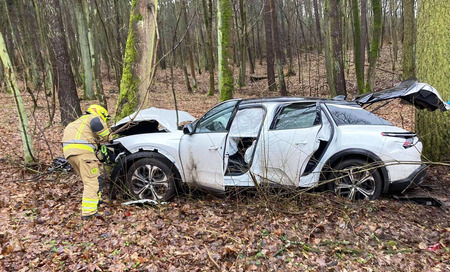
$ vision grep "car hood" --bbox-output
[355,79,450,111]
[112,107,195,132]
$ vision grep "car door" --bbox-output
[179,100,240,191]
[261,102,322,186]
[223,106,266,177]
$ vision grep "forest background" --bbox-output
[0,0,448,270]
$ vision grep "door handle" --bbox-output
[209,145,219,150]
[295,142,307,146]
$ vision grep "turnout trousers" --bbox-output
[67,153,101,216]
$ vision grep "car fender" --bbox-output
[322,148,390,194]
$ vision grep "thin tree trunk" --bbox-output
[361,0,369,60]
[74,0,95,100]
[324,0,336,96]
[351,0,364,93]
[390,0,398,64]
[270,0,287,95]
[202,0,215,96]
[329,0,346,96]
[402,0,415,79]
[238,0,247,87]
[0,32,35,164]
[181,0,197,89]
[313,0,323,53]
[365,0,382,93]
[263,0,276,92]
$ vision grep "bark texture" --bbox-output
[48,0,82,125]
[0,31,35,163]
[402,0,415,79]
[115,0,158,121]
[74,0,95,100]
[263,0,276,92]
[415,0,450,162]
[218,0,234,101]
[364,0,382,93]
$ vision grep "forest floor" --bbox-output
[0,49,449,271]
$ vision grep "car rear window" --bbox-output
[326,104,392,126]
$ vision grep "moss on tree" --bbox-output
[415,0,450,161]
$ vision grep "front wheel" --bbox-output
[126,155,176,201]
[327,159,383,200]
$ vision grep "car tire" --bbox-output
[327,158,383,200]
[126,155,176,201]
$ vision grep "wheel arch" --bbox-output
[322,148,390,194]
[111,150,183,189]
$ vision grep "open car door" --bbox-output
[355,79,450,111]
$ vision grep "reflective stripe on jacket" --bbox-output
[62,114,110,158]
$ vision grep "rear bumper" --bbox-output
[388,164,427,193]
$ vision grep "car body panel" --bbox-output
[355,79,450,111]
[113,107,195,132]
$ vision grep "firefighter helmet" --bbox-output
[87,104,110,122]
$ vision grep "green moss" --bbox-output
[114,3,139,121]
[415,0,450,161]
[218,0,234,101]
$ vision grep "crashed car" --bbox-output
[105,79,449,201]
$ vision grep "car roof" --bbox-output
[239,96,357,105]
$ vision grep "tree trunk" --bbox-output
[0,32,35,164]
[351,0,364,93]
[313,0,323,53]
[115,0,158,121]
[85,0,107,109]
[48,0,81,125]
[75,0,95,100]
[238,0,247,87]
[390,0,398,64]
[361,0,369,60]
[415,0,450,162]
[181,0,197,89]
[402,0,415,79]
[218,0,234,101]
[32,0,54,96]
[263,0,276,92]
[270,0,287,96]
[364,0,382,93]
[324,0,336,96]
[202,0,215,96]
[329,0,346,96]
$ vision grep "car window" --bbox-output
[196,100,239,133]
[273,103,319,130]
[326,103,392,126]
[229,107,266,137]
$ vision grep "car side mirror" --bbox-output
[183,123,194,135]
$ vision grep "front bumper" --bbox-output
[388,164,427,193]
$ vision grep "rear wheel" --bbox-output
[328,158,383,200]
[126,155,176,201]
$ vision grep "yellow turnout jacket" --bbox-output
[62,114,110,158]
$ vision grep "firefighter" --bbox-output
[62,104,111,220]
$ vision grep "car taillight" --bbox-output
[403,138,414,149]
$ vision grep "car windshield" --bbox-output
[326,103,392,126]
